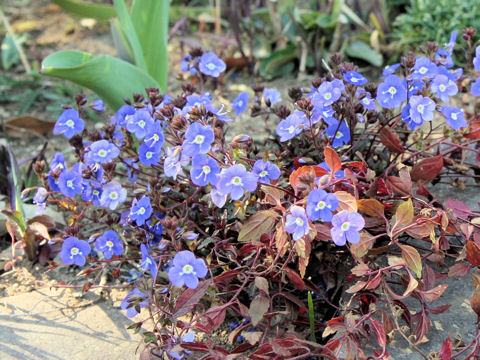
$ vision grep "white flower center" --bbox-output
[138,120,145,128]
[207,63,216,70]
[70,247,80,256]
[295,217,304,226]
[202,165,211,174]
[98,149,107,157]
[419,67,427,74]
[146,152,153,159]
[439,84,446,92]
[362,98,370,105]
[93,190,99,196]
[66,119,75,128]
[341,222,351,231]
[387,86,397,96]
[324,92,332,100]
[193,135,205,144]
[106,240,114,248]
[259,170,268,178]
[288,125,295,134]
[66,180,74,189]
[335,131,344,139]
[138,207,145,215]
[451,113,457,120]
[417,104,424,114]
[232,176,243,186]
[182,264,194,274]
[109,191,118,200]
[315,201,326,210]
[237,101,243,107]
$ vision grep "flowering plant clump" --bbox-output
[23,35,480,359]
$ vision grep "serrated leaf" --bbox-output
[238,210,277,242]
[401,245,422,278]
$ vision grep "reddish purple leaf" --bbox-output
[445,198,473,220]
[439,334,452,360]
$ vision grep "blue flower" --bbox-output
[276,110,308,142]
[190,154,220,186]
[130,196,152,226]
[138,142,162,166]
[144,121,165,150]
[60,237,91,266]
[344,71,367,86]
[168,332,195,360]
[401,104,416,130]
[120,288,148,318]
[407,79,425,95]
[58,170,83,198]
[168,250,208,289]
[440,106,467,130]
[431,75,458,103]
[95,230,123,260]
[435,48,453,68]
[312,105,335,123]
[330,211,365,246]
[216,164,258,200]
[263,88,281,105]
[182,122,214,156]
[140,244,158,279]
[312,81,342,107]
[100,181,127,210]
[471,77,480,96]
[185,93,212,108]
[285,206,309,241]
[210,187,227,208]
[317,161,345,179]
[199,52,226,77]
[50,152,66,173]
[180,54,198,75]
[474,46,480,73]
[114,105,135,127]
[382,63,400,77]
[408,95,435,127]
[91,99,104,112]
[411,57,437,80]
[325,119,350,148]
[232,92,249,116]
[126,108,154,139]
[376,75,407,109]
[33,187,48,213]
[164,146,189,180]
[89,140,119,164]
[252,160,281,184]
[82,180,103,206]
[53,109,85,139]
[357,90,376,111]
[306,189,338,222]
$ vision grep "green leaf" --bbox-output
[130,0,169,91]
[110,18,133,63]
[308,291,317,342]
[345,40,383,67]
[50,0,116,22]
[1,34,27,70]
[259,45,297,80]
[41,50,160,110]
[113,0,147,71]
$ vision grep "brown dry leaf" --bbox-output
[5,116,55,138]
[350,232,375,259]
[335,191,357,212]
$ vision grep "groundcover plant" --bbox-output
[21,28,480,359]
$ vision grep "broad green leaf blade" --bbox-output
[110,18,133,63]
[130,0,169,91]
[50,0,116,22]
[40,50,160,110]
[345,40,383,67]
[113,0,147,71]
[259,45,297,80]
[1,34,27,70]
